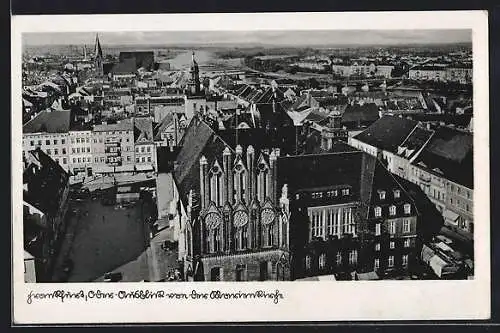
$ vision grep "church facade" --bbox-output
[174,117,292,281]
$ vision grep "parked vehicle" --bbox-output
[103,272,123,282]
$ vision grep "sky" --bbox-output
[22,30,472,47]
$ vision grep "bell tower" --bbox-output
[188,51,201,95]
[94,33,104,77]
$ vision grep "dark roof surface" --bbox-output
[134,117,154,143]
[341,103,380,125]
[353,115,417,153]
[23,110,71,133]
[413,127,473,188]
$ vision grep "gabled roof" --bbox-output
[153,113,175,141]
[173,117,228,209]
[353,115,418,153]
[93,118,134,132]
[134,117,154,143]
[23,110,71,134]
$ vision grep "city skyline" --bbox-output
[23,29,472,47]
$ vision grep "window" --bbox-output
[94,139,97,143]
[30,140,34,146]
[100,157,105,162]
[336,252,342,266]
[38,140,42,146]
[403,220,410,233]
[141,147,145,153]
[87,157,91,162]
[319,253,326,270]
[349,250,357,265]
[404,238,411,248]
[72,148,76,154]
[404,204,411,214]
[375,223,381,236]
[394,189,400,199]
[374,258,380,270]
[147,157,151,162]
[76,148,80,153]
[127,156,131,162]
[388,255,394,268]
[342,188,350,196]
[73,158,76,163]
[305,255,311,270]
[55,158,59,163]
[390,241,395,249]
[54,149,58,155]
[46,140,50,145]
[61,139,65,145]
[147,147,151,153]
[402,254,408,267]
[136,147,139,152]
[389,205,396,216]
[76,138,80,144]
[375,243,380,251]
[136,158,139,163]
[379,190,386,200]
[374,207,382,217]
[71,139,75,144]
[63,158,67,164]
[389,221,396,235]
[62,148,66,155]
[95,157,98,163]
[87,147,91,153]
[86,138,89,143]
[46,149,51,155]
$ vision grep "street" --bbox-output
[64,198,151,282]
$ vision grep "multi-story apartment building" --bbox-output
[68,124,93,177]
[22,110,71,172]
[91,119,135,174]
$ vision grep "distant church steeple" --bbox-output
[94,33,104,77]
[188,51,201,95]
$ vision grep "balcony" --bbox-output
[418,174,431,183]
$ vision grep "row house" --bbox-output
[68,124,93,177]
[409,65,472,84]
[349,116,473,244]
[91,119,136,174]
[134,117,157,172]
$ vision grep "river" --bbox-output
[167,50,214,70]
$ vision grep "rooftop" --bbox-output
[23,109,71,134]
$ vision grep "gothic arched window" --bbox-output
[209,163,223,206]
[233,163,247,203]
[234,210,249,251]
[257,161,269,202]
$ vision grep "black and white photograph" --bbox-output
[11,11,490,323]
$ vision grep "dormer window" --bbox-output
[374,206,382,218]
[389,205,396,216]
[379,190,386,200]
[404,203,411,215]
[342,188,350,196]
[394,189,401,199]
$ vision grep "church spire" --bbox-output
[95,33,103,59]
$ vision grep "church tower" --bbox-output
[188,51,201,95]
[94,33,104,77]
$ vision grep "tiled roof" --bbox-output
[153,113,175,141]
[353,115,418,153]
[23,110,71,134]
